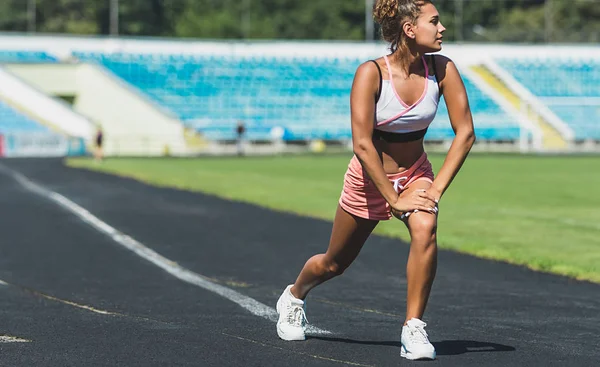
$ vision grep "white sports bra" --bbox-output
[371,55,440,142]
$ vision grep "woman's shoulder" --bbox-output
[425,54,456,84]
[356,57,384,69]
[429,54,451,62]
[354,58,384,79]
[425,54,452,69]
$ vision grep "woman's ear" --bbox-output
[402,22,415,39]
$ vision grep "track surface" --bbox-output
[0,158,598,366]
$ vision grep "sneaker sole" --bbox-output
[401,345,436,360]
[276,324,306,341]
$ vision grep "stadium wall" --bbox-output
[1,33,599,64]
[0,132,86,158]
[75,64,189,156]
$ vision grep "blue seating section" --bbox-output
[430,76,520,140]
[0,100,48,133]
[498,59,600,139]
[0,50,58,63]
[74,52,520,141]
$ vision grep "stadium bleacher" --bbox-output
[0,51,58,63]
[73,52,521,142]
[429,76,521,141]
[0,52,56,135]
[498,58,600,140]
[0,99,48,133]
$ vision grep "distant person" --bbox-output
[275,0,475,361]
[236,120,246,156]
[94,127,104,162]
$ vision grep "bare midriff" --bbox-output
[373,138,425,174]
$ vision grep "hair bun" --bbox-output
[373,0,399,22]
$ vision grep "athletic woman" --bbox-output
[276,0,475,360]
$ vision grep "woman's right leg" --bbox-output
[290,205,379,300]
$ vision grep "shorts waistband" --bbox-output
[386,152,428,180]
[348,152,429,183]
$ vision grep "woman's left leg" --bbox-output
[399,180,438,324]
[397,180,438,360]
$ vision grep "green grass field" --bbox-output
[67,153,600,283]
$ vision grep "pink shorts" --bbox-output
[339,153,434,221]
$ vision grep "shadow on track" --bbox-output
[309,336,515,356]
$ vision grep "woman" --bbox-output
[276,0,475,360]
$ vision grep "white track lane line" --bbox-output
[0,164,330,336]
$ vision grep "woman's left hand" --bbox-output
[392,187,441,221]
[425,187,442,205]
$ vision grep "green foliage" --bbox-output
[0,0,598,43]
[36,0,101,34]
[0,0,29,32]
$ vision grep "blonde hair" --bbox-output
[373,0,433,55]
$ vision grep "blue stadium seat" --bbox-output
[498,58,600,140]
[0,100,48,133]
[0,51,58,63]
[73,51,520,141]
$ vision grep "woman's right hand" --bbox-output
[390,189,438,215]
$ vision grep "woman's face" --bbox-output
[409,3,446,53]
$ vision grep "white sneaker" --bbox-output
[401,318,436,360]
[276,284,307,341]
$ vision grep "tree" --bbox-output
[0,0,597,43]
[0,0,30,32]
[36,0,100,34]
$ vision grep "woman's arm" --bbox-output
[350,61,400,206]
[428,56,476,201]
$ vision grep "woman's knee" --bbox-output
[409,214,438,244]
[317,256,347,277]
